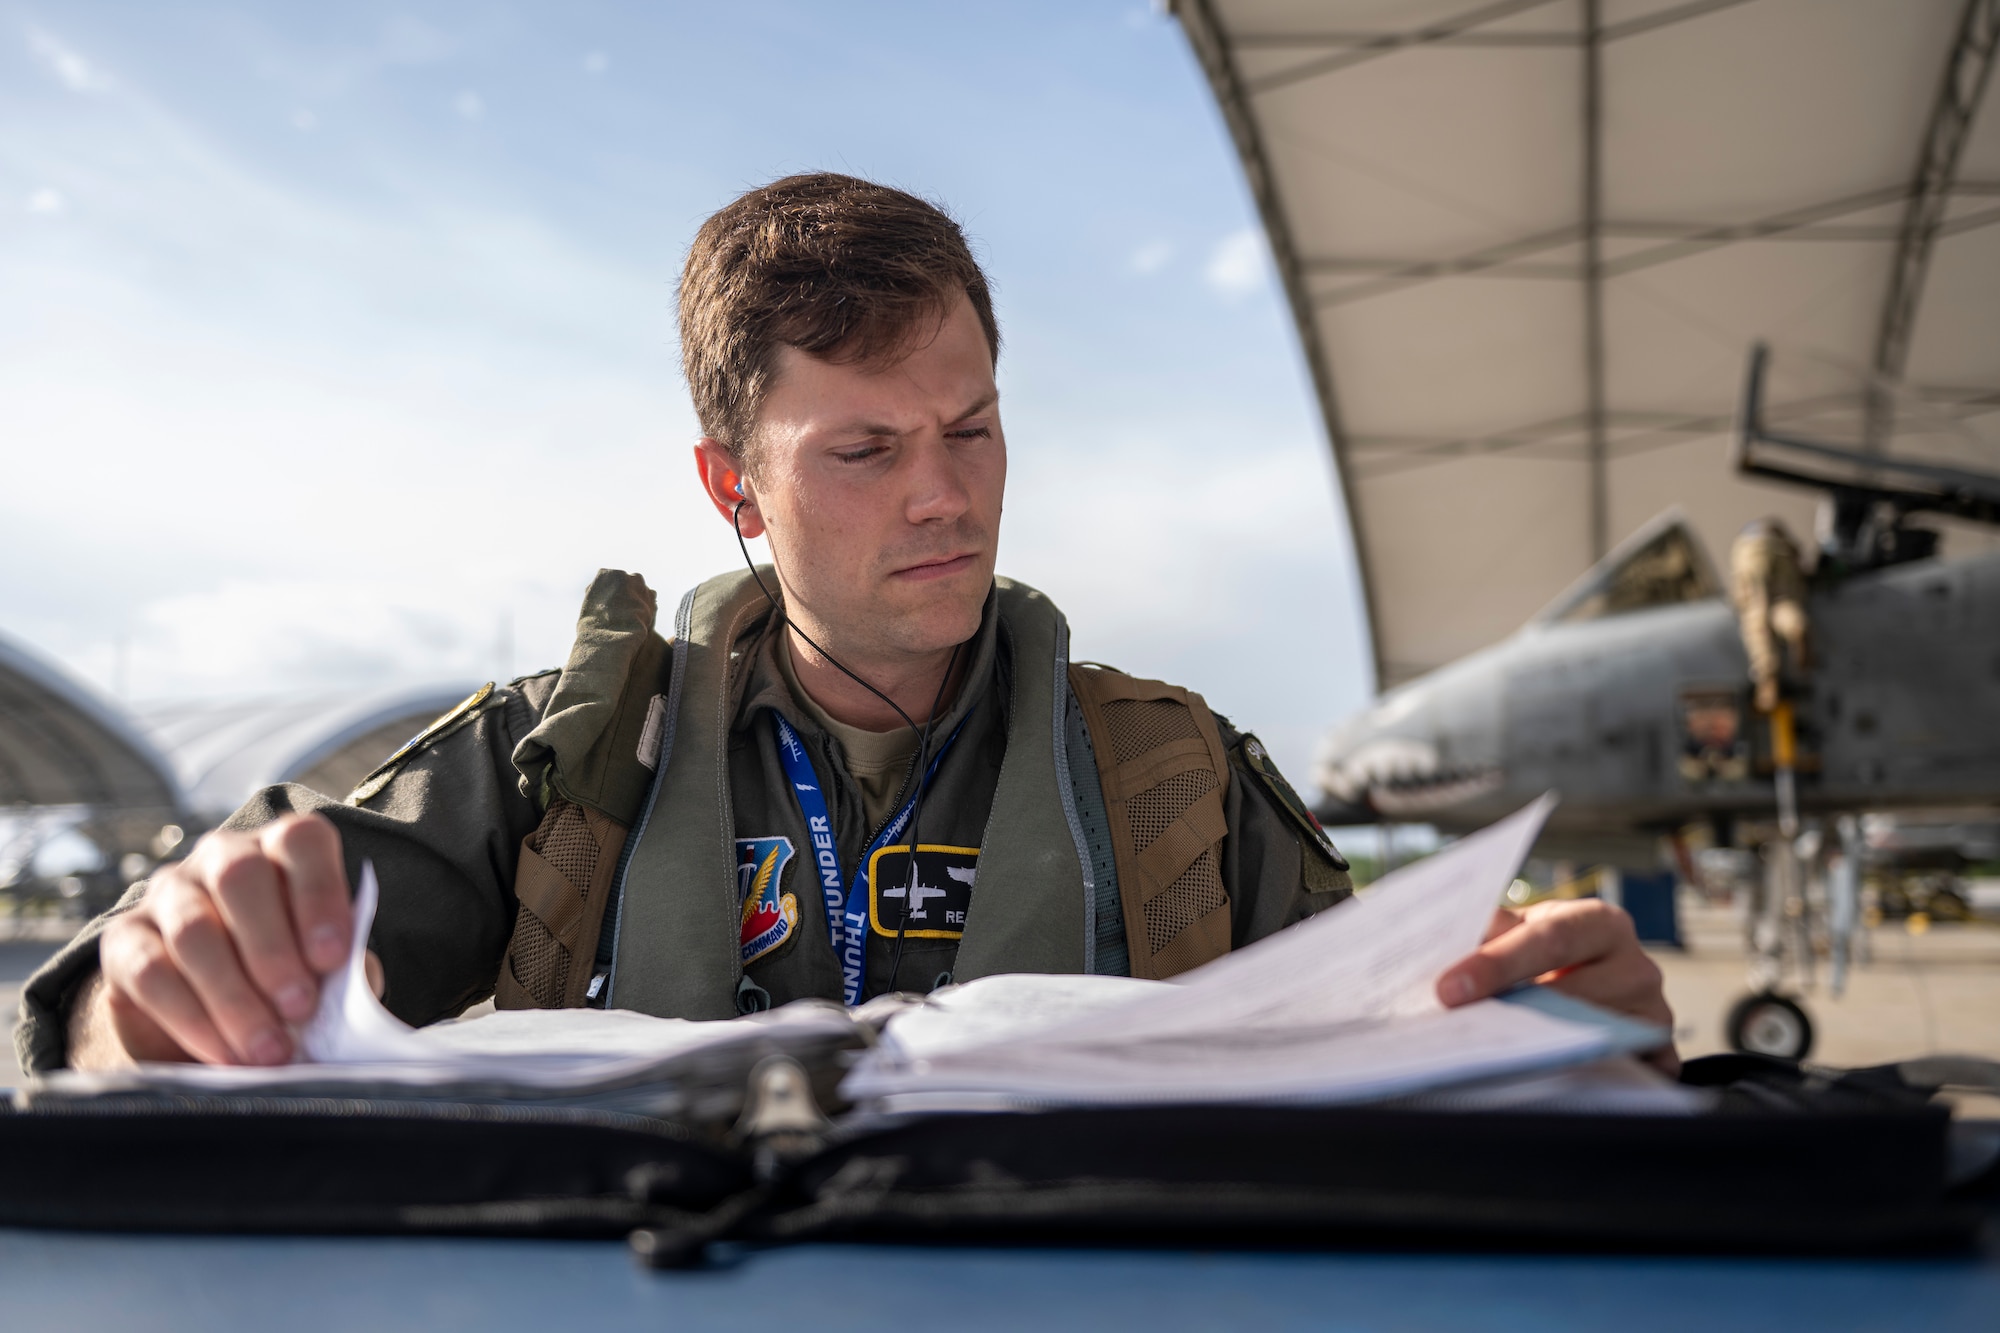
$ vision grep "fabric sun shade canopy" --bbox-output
[136,685,481,824]
[1172,0,2000,687]
[0,627,182,815]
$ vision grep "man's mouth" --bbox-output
[890,552,982,582]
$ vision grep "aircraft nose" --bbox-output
[1312,670,1503,823]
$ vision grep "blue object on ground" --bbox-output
[0,1230,1995,1333]
[1621,869,1682,946]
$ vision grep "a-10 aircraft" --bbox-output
[1311,347,2000,1055]
[1161,0,2000,1062]
[1312,347,2000,855]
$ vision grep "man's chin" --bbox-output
[880,571,990,651]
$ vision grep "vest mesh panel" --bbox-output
[535,799,601,887]
[1128,767,1228,953]
[1100,698,1203,764]
[506,798,603,1007]
[1145,848,1225,954]
[1126,769,1218,849]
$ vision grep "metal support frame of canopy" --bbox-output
[1171,0,2000,685]
[1875,0,2000,382]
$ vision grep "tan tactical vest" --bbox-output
[496,569,1233,1016]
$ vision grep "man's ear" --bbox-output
[693,438,764,537]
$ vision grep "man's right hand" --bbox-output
[76,814,354,1068]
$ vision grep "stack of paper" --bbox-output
[28,864,860,1119]
[841,796,1688,1113]
[27,796,1691,1119]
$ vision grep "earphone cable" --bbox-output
[733,497,961,998]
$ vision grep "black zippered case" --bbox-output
[2,1057,1993,1255]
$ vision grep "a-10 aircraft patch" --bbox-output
[737,835,800,964]
[868,844,978,939]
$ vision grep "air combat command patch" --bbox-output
[737,835,800,964]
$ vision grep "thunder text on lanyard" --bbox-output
[772,711,971,1007]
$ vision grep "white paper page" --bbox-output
[1126,792,1555,1036]
[845,796,1626,1108]
[888,793,1554,1062]
[877,974,1167,1065]
[851,999,1608,1108]
[50,859,855,1096]
[294,861,432,1064]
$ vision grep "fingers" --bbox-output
[263,816,351,974]
[101,973,197,1065]
[208,833,316,1023]
[1439,898,1626,1004]
[99,912,234,1066]
[1481,906,1523,944]
[1436,897,1679,1072]
[147,855,292,1065]
[92,814,352,1067]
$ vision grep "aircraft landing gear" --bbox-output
[1725,991,1814,1061]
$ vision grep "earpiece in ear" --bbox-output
[729,473,745,499]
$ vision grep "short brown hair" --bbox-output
[678,173,1000,466]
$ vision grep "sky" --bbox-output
[0,0,1373,786]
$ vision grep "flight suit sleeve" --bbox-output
[1213,717,1355,948]
[14,674,558,1074]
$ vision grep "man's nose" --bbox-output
[903,435,972,525]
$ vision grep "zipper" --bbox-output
[12,1091,696,1137]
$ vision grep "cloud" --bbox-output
[1129,239,1172,275]
[453,89,485,121]
[27,187,65,215]
[27,25,109,92]
[381,16,454,66]
[291,108,319,132]
[583,51,609,75]
[1204,226,1268,298]
[1001,434,1366,780]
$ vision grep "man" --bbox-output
[1730,517,1811,714]
[23,174,1672,1074]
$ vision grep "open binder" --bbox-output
[8,798,1995,1256]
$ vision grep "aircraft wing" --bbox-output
[1173,0,2000,687]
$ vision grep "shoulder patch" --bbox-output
[1236,732,1349,872]
[347,682,496,805]
[737,835,800,964]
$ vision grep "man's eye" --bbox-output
[947,427,991,441]
[835,445,886,463]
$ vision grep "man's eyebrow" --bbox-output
[948,390,999,422]
[813,391,1000,442]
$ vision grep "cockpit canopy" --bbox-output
[1534,510,1723,627]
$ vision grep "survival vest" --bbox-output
[496,569,1235,1017]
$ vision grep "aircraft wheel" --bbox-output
[1724,991,1814,1061]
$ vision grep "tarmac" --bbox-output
[1656,893,2000,1067]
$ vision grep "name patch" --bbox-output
[737,835,799,964]
[867,845,978,940]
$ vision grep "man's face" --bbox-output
[736,294,1005,661]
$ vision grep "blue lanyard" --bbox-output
[772,710,968,1006]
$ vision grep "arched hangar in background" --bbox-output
[0,621,475,892]
[0,627,184,862]
[135,686,481,827]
